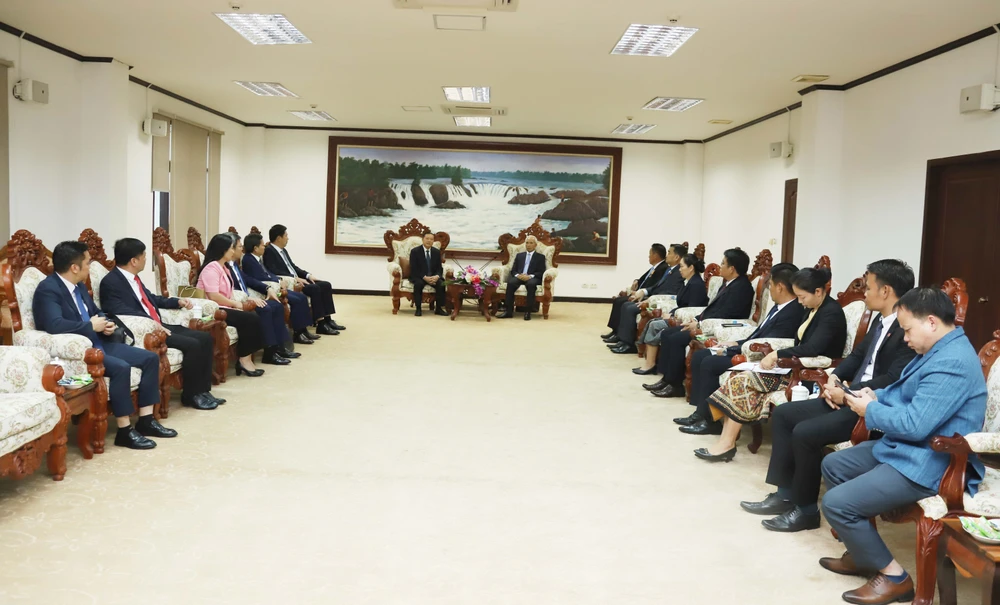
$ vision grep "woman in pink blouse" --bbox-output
[197,233,266,377]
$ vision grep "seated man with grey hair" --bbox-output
[499,235,547,321]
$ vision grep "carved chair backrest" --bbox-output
[152,227,200,297]
[747,249,774,323]
[979,330,1000,433]
[942,278,969,327]
[837,275,873,357]
[703,264,722,297]
[693,243,705,262]
[78,228,117,308]
[383,219,450,280]
[3,230,54,333]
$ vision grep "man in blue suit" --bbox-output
[242,232,318,345]
[498,235,549,321]
[819,288,987,604]
[33,241,177,450]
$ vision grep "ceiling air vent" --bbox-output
[440,104,507,116]
[791,74,829,83]
[393,0,518,11]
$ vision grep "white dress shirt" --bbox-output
[860,312,897,382]
[117,267,148,308]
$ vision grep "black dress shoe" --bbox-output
[694,447,737,462]
[499,312,514,319]
[524,312,531,321]
[611,343,637,354]
[680,419,723,435]
[182,393,218,410]
[673,412,703,426]
[262,352,291,365]
[208,393,226,405]
[135,416,178,438]
[276,347,301,359]
[434,308,449,316]
[328,320,346,331]
[762,508,821,533]
[305,330,320,340]
[603,335,620,344]
[317,322,340,334]
[601,330,615,339]
[414,308,423,317]
[643,378,668,391]
[114,428,156,450]
[294,331,315,345]
[653,384,685,398]
[740,492,794,516]
[632,366,656,375]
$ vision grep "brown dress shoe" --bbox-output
[819,551,871,577]
[842,573,914,605]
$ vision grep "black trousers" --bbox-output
[223,308,265,357]
[607,295,628,330]
[163,324,214,399]
[654,326,693,384]
[412,276,446,310]
[766,398,860,506]
[691,350,735,415]
[505,276,542,311]
[616,301,642,344]
[254,300,289,347]
[102,341,159,418]
[302,280,335,322]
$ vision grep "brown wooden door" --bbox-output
[781,179,798,263]
[921,152,1000,349]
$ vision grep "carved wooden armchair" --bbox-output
[0,346,71,482]
[151,227,231,384]
[385,219,451,314]
[491,219,562,319]
[226,226,293,325]
[636,242,704,354]
[187,226,206,268]
[2,229,111,457]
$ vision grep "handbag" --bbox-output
[178,286,206,299]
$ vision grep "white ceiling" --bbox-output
[3,0,1000,140]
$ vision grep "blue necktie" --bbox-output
[73,287,90,319]
[522,252,531,275]
[230,263,247,292]
[749,304,780,338]
[852,319,885,384]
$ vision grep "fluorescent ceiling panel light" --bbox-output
[792,74,830,83]
[612,124,656,135]
[708,119,733,125]
[454,116,491,127]
[215,13,311,45]
[643,97,703,112]
[288,110,335,121]
[402,106,433,112]
[233,81,299,97]
[443,86,490,103]
[611,24,698,57]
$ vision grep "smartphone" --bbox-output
[834,377,859,398]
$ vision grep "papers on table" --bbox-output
[728,361,792,375]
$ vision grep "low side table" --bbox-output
[938,517,1000,604]
[446,283,497,322]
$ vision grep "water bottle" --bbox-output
[790,385,810,401]
[812,383,821,396]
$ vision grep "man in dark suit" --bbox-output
[647,248,755,399]
[229,237,299,365]
[499,235,547,321]
[100,238,222,412]
[602,243,669,343]
[408,232,448,317]
[242,233,317,345]
[672,262,803,432]
[609,243,687,353]
[740,259,916,534]
[264,224,345,335]
[34,241,176,450]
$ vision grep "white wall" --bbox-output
[220,129,696,298]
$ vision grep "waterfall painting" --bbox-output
[325,137,623,265]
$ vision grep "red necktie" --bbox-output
[135,275,161,324]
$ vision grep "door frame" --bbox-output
[781,178,798,263]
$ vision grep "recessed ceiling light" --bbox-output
[643,97,703,112]
[443,87,490,103]
[454,116,491,127]
[708,119,733,125]
[402,106,433,112]
[215,13,311,45]
[611,24,698,57]
[612,124,656,135]
[792,74,830,83]
[288,110,335,121]
[233,81,299,97]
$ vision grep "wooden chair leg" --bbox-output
[913,516,944,605]
[46,431,67,481]
[748,423,763,453]
[542,300,550,319]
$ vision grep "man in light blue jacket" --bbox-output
[818,288,987,605]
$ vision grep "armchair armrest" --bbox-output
[116,316,168,351]
[542,267,558,283]
[159,308,196,326]
[646,295,677,315]
[0,345,51,392]
[12,329,54,351]
[673,306,705,323]
[959,433,1000,455]
[276,276,296,290]
[709,323,756,342]
[491,265,511,284]
[931,434,976,511]
[741,338,795,361]
[387,261,402,283]
[48,334,97,361]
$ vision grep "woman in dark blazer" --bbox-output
[695,267,848,462]
[634,254,710,372]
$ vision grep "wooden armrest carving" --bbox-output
[931,433,972,511]
[731,354,747,365]
[241,301,257,312]
[799,369,828,384]
[776,356,804,370]
[705,338,719,347]
[42,363,65,393]
[748,343,774,356]
[850,417,869,445]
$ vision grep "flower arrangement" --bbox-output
[448,265,498,297]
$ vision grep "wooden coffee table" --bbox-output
[446,283,497,322]
[938,517,1000,604]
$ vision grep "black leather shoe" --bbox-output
[643,378,668,391]
[276,347,301,359]
[317,322,340,334]
[603,335,620,344]
[673,413,703,426]
[499,312,514,319]
[114,428,156,450]
[183,393,218,410]
[694,447,736,462]
[435,309,449,316]
[305,330,320,340]
[262,352,291,365]
[414,308,423,317]
[236,363,264,377]
[762,508,821,533]
[294,331,315,345]
[652,384,685,398]
[135,416,178,438]
[328,320,346,331]
[208,393,226,405]
[632,366,656,375]
[524,312,531,321]
[611,343,637,354]
[740,492,794,516]
[680,420,723,435]
[601,331,615,340]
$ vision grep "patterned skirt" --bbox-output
[708,371,791,424]
[640,318,671,345]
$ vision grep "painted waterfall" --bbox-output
[327,139,621,263]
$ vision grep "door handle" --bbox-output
[979,297,990,303]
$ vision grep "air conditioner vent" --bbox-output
[441,104,507,116]
[393,0,518,11]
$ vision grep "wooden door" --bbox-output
[921,151,1000,349]
[781,179,798,263]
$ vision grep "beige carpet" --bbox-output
[0,296,977,604]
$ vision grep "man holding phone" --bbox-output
[738,259,915,533]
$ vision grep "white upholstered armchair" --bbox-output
[490,220,561,319]
[384,219,451,315]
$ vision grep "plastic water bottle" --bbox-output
[812,383,821,396]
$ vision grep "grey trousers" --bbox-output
[616,301,642,344]
[821,440,936,570]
